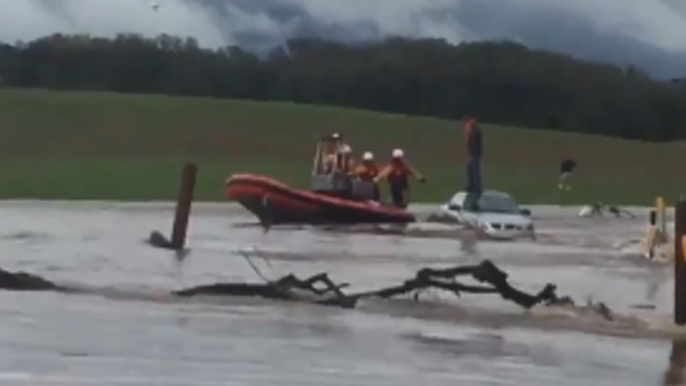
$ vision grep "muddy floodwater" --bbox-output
[0,200,684,385]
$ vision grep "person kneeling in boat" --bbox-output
[350,151,380,201]
[375,149,425,208]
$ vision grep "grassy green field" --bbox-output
[0,87,684,205]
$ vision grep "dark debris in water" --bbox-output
[174,259,565,311]
[0,267,67,292]
[1,231,50,241]
[0,260,613,323]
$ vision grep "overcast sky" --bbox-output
[1,0,685,78]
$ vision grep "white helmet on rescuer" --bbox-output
[362,151,374,161]
[392,148,404,158]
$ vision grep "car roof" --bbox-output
[481,190,512,197]
[453,189,512,198]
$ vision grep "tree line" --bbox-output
[1,33,685,141]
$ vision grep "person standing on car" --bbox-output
[463,117,483,210]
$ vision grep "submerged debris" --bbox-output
[0,260,612,322]
[578,202,636,218]
[174,259,562,310]
[175,272,357,307]
[0,268,66,291]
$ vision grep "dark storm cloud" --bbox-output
[1,0,685,78]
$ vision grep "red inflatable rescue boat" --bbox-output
[225,173,415,224]
[225,133,417,224]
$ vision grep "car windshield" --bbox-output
[477,194,520,213]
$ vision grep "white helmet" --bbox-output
[392,148,404,158]
[340,144,352,153]
[362,151,374,161]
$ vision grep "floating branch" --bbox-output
[174,259,563,310]
[0,259,577,317]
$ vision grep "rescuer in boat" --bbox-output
[321,132,346,173]
[321,142,337,173]
[338,143,355,174]
[351,151,380,201]
[375,149,425,208]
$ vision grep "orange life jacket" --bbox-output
[386,160,411,185]
[356,162,379,181]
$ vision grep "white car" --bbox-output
[438,190,535,240]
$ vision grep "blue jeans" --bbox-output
[465,157,482,211]
[466,157,482,195]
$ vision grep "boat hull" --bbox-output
[225,174,415,224]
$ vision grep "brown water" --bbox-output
[0,201,683,385]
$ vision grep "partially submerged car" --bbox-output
[438,190,535,240]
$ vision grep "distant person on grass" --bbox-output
[558,158,577,191]
[463,116,483,210]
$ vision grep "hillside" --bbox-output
[0,88,683,205]
[2,34,686,142]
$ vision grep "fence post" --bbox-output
[664,340,686,385]
[170,163,198,250]
[674,198,686,325]
[657,196,667,240]
[655,196,668,244]
[647,209,657,259]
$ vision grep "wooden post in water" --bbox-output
[170,163,198,250]
[674,198,686,325]
[663,340,686,385]
[648,209,657,259]
[657,196,667,241]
